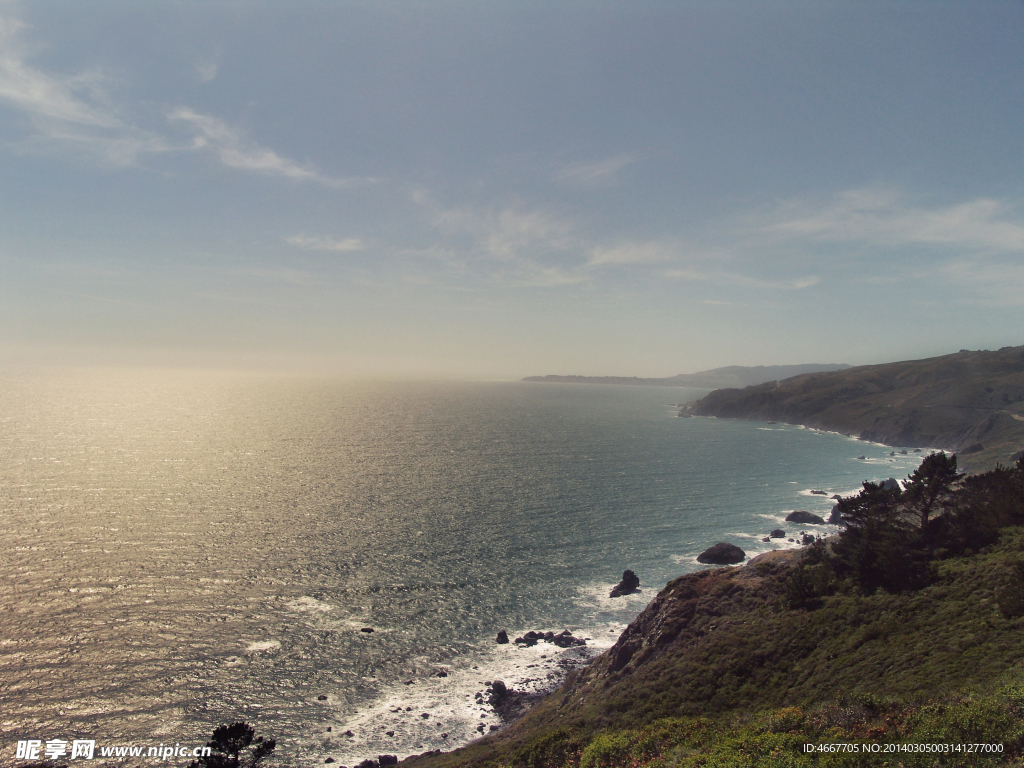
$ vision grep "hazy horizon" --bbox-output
[3,2,1024,378]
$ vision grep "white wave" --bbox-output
[287,596,334,613]
[245,640,281,653]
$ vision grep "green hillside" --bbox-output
[688,346,1024,473]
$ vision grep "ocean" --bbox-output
[0,369,925,765]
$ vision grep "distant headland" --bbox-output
[522,363,850,390]
[687,345,1024,473]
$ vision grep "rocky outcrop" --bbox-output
[610,569,641,597]
[828,504,843,525]
[513,629,586,648]
[785,510,826,525]
[696,543,746,564]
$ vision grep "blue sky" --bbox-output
[2,1,1023,378]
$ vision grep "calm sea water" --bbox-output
[0,370,923,765]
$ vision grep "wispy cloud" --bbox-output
[0,17,118,127]
[768,189,1024,253]
[663,267,820,291]
[432,206,578,261]
[0,14,172,164]
[553,154,637,184]
[286,234,365,252]
[0,14,369,183]
[194,57,218,84]
[169,107,357,186]
[589,241,674,266]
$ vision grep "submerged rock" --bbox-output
[696,543,746,565]
[785,510,826,525]
[610,569,641,597]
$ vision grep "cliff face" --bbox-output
[689,346,1024,472]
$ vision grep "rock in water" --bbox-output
[769,529,786,539]
[828,504,843,525]
[495,630,509,644]
[785,510,826,525]
[880,477,900,490]
[696,543,745,565]
[610,569,641,597]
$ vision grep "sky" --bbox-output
[2,0,1024,379]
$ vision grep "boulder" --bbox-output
[696,542,746,565]
[495,630,509,644]
[856,455,866,460]
[769,529,786,538]
[487,680,509,705]
[552,631,586,647]
[785,510,826,525]
[879,478,900,491]
[810,490,828,495]
[828,504,843,525]
[610,569,641,597]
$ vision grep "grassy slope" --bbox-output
[689,346,1024,473]
[408,530,1024,768]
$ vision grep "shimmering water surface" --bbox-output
[0,370,924,765]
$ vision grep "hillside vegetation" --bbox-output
[403,456,1024,768]
[688,346,1024,473]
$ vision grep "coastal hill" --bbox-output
[687,346,1024,473]
[404,457,1024,768]
[523,363,850,390]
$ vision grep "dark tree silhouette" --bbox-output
[188,722,276,768]
[831,480,928,593]
[903,451,962,527]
